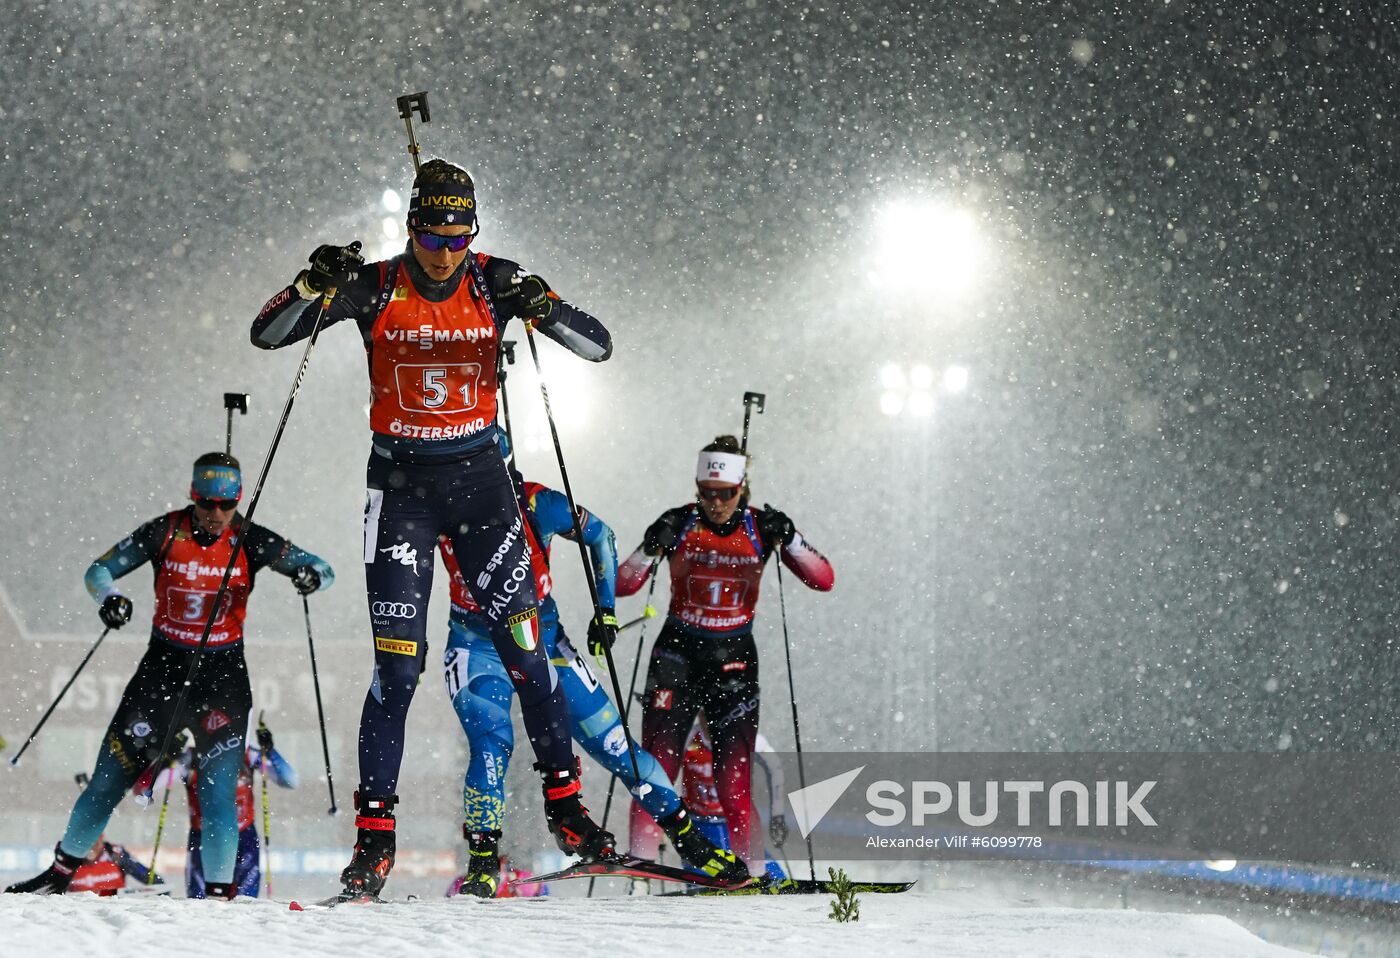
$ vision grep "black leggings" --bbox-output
[639,623,761,860]
[358,447,571,797]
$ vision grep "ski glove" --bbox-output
[769,814,788,849]
[256,723,274,754]
[291,565,321,596]
[494,273,555,324]
[587,608,619,657]
[300,241,364,295]
[643,508,689,557]
[99,594,133,629]
[758,506,795,547]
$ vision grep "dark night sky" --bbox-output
[1,2,1398,754]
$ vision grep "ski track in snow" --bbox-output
[0,892,1307,958]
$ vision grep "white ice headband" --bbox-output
[697,451,746,485]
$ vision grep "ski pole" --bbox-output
[257,712,274,895]
[588,561,660,897]
[148,750,181,885]
[303,594,338,815]
[224,392,249,455]
[592,603,658,671]
[523,324,646,789]
[616,604,658,636]
[774,560,816,884]
[740,391,815,882]
[144,258,357,794]
[619,565,659,727]
[8,628,112,767]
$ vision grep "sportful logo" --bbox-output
[380,542,419,574]
[371,602,416,619]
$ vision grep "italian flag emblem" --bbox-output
[507,609,539,651]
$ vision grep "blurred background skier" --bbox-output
[168,716,296,898]
[3,453,333,899]
[619,435,832,870]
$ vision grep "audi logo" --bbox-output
[371,602,417,619]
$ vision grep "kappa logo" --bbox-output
[371,601,416,619]
[379,542,420,574]
[203,709,230,733]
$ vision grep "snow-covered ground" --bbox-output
[0,884,1310,958]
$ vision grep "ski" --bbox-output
[514,854,754,891]
[289,892,389,910]
[658,878,917,897]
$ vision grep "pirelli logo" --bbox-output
[375,637,418,656]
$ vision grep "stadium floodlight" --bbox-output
[878,361,970,418]
[382,189,403,212]
[943,365,970,393]
[907,392,934,417]
[874,199,981,296]
[879,363,906,391]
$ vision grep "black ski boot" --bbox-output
[204,881,236,900]
[4,844,85,895]
[339,792,397,899]
[456,827,501,898]
[658,807,751,883]
[536,762,615,861]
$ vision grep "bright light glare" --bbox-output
[943,365,970,393]
[376,239,402,261]
[509,353,593,464]
[906,392,934,417]
[879,364,906,391]
[1204,860,1237,872]
[875,200,981,296]
[909,363,934,390]
[382,189,403,213]
[879,392,904,417]
[381,217,400,239]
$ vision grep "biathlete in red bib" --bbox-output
[4,453,333,899]
[250,158,616,899]
[617,435,833,869]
